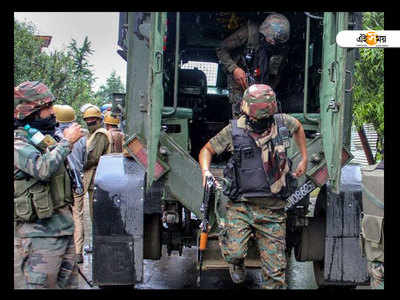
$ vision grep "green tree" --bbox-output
[353,12,384,160]
[14,19,98,126]
[94,70,126,106]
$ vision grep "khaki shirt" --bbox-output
[84,132,110,171]
[209,114,299,208]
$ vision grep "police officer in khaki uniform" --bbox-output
[14,81,83,288]
[54,104,88,264]
[199,84,307,289]
[82,105,112,223]
[216,13,290,119]
[103,111,124,153]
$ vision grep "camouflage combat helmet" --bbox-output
[83,105,102,119]
[14,81,55,120]
[54,104,76,123]
[103,111,120,126]
[241,84,277,120]
[259,13,290,44]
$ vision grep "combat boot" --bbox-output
[229,260,246,284]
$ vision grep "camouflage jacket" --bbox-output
[14,128,74,238]
[216,21,288,80]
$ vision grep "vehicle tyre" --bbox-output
[313,260,326,288]
[143,213,162,259]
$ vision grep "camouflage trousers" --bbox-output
[15,235,79,289]
[227,75,245,119]
[219,201,287,289]
[368,261,384,289]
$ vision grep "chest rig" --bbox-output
[14,130,73,222]
[223,114,295,200]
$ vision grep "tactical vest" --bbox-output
[14,133,73,222]
[223,115,296,200]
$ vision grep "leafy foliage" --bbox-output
[94,70,126,106]
[14,19,125,126]
[352,12,384,160]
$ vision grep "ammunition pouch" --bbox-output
[360,213,384,263]
[14,180,54,222]
[14,164,73,223]
[222,157,241,201]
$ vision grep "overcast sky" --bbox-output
[14,12,127,92]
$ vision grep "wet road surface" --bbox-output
[14,194,367,290]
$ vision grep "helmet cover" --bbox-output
[241,84,277,119]
[259,13,290,44]
[14,81,55,120]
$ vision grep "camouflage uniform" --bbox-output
[368,261,384,289]
[209,112,299,289]
[216,17,289,118]
[14,81,79,289]
[14,128,78,289]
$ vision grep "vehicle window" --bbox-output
[181,61,218,87]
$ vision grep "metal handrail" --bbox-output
[303,14,319,124]
[163,12,180,116]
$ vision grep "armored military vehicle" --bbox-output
[92,12,369,288]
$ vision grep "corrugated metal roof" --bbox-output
[350,123,378,166]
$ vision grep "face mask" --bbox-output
[87,120,101,133]
[246,115,274,134]
[29,114,57,136]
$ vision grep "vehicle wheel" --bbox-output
[143,213,162,259]
[313,260,325,288]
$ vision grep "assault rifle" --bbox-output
[197,174,215,286]
[244,48,257,86]
[65,157,84,195]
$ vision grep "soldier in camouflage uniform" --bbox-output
[14,81,83,288]
[199,84,307,289]
[82,105,112,223]
[216,13,290,119]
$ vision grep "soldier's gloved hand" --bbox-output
[233,67,248,90]
[63,123,84,145]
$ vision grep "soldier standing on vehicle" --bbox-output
[199,84,307,289]
[216,13,290,119]
[54,104,88,264]
[82,105,112,222]
[103,111,124,153]
[14,81,83,288]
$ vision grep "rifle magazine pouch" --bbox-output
[14,178,38,222]
[31,183,54,219]
[360,214,384,262]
